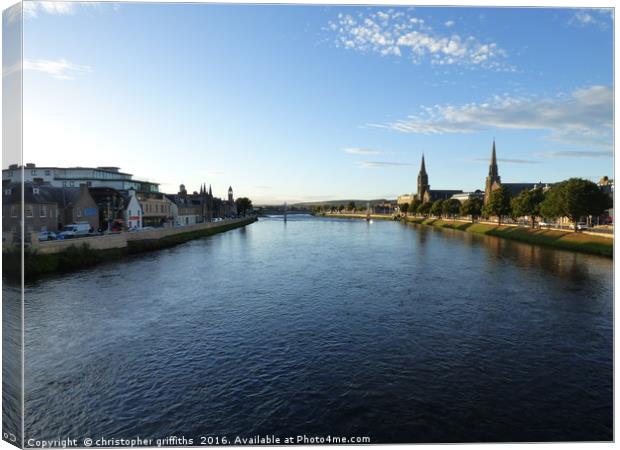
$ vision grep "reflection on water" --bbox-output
[14,215,613,443]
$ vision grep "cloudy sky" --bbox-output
[7,2,614,203]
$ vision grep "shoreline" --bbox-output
[3,217,257,280]
[320,213,613,258]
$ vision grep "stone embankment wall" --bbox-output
[29,218,254,255]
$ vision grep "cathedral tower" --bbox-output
[484,140,501,204]
[417,154,429,202]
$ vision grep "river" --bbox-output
[5,215,614,443]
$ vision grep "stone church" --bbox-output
[416,154,463,203]
[483,140,546,204]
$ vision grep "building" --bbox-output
[416,154,463,203]
[225,186,237,218]
[2,182,99,235]
[483,141,546,204]
[88,187,130,231]
[125,189,144,230]
[2,164,160,193]
[397,194,415,205]
[138,191,175,227]
[171,184,205,226]
[451,190,484,203]
[373,202,396,214]
[63,183,100,231]
[3,182,59,235]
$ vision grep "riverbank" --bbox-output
[321,213,613,258]
[322,213,397,221]
[3,217,257,279]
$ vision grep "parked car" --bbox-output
[58,222,92,238]
[37,231,57,241]
[576,222,590,230]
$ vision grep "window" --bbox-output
[45,170,51,176]
[69,181,75,187]
[25,205,33,217]
[33,187,40,195]
[11,206,17,217]
[87,181,92,187]
[31,170,37,175]
[8,170,13,177]
[40,205,47,217]
[63,181,67,187]
[77,208,82,218]
[4,188,11,195]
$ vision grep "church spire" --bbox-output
[417,153,429,201]
[488,139,499,178]
[484,139,501,205]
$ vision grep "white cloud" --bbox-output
[328,10,508,69]
[342,147,382,155]
[369,85,612,148]
[474,158,539,164]
[23,1,120,19]
[568,9,612,30]
[24,1,76,18]
[541,151,612,159]
[444,20,455,27]
[24,58,91,80]
[357,161,413,168]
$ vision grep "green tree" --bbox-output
[460,196,483,223]
[511,188,544,228]
[323,204,330,213]
[483,186,512,225]
[417,201,431,216]
[338,204,345,212]
[442,198,461,219]
[410,198,422,217]
[347,201,356,211]
[235,197,253,216]
[430,199,444,218]
[540,178,611,231]
[400,203,409,216]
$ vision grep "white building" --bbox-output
[125,189,144,230]
[451,190,485,203]
[3,163,160,192]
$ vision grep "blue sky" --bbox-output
[12,2,614,203]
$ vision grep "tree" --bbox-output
[430,199,444,218]
[460,196,483,223]
[417,201,431,216]
[540,178,611,231]
[347,201,356,211]
[400,203,409,216]
[235,197,253,216]
[483,186,512,225]
[323,205,331,213]
[338,204,345,212]
[511,188,544,228]
[442,198,461,219]
[410,198,422,217]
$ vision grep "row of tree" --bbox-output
[401,178,611,231]
[313,201,365,213]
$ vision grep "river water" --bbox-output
[8,215,614,443]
